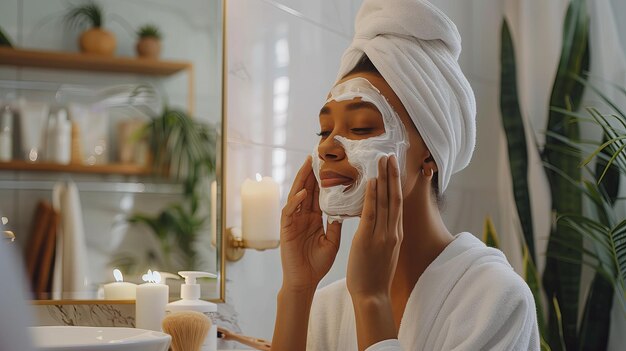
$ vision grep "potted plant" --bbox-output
[113,107,217,273]
[136,24,162,59]
[65,1,116,56]
[0,26,13,47]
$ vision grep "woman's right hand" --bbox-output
[279,156,342,292]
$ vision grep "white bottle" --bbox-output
[165,271,218,351]
[0,106,13,162]
[46,109,71,164]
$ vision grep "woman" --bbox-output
[271,1,540,350]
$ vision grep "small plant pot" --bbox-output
[79,28,116,56]
[136,37,161,59]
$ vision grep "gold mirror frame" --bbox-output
[32,0,229,305]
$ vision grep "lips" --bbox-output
[319,170,354,188]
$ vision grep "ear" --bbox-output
[421,151,438,174]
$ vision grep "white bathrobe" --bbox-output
[307,233,540,350]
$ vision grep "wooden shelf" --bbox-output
[0,47,191,76]
[0,161,152,176]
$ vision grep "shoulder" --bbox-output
[432,240,540,349]
[447,233,534,306]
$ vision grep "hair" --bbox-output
[344,55,445,209]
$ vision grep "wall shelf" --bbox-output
[0,161,152,176]
[0,47,191,76]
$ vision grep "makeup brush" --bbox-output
[162,311,211,351]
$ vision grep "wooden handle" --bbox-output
[217,327,272,351]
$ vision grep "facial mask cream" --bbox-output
[312,77,409,223]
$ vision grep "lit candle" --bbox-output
[135,270,169,331]
[103,269,137,300]
[241,173,280,249]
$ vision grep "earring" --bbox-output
[421,168,434,179]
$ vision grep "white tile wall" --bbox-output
[225,0,359,340]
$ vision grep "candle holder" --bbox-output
[226,173,281,261]
[2,231,15,244]
[225,227,280,262]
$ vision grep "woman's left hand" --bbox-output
[346,154,403,300]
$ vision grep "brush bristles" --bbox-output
[162,311,212,351]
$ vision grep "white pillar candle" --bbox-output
[135,270,169,331]
[241,173,280,249]
[103,269,136,300]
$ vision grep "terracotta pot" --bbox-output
[136,37,161,59]
[79,28,116,56]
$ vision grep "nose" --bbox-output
[317,136,346,162]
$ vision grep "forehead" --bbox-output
[324,73,402,113]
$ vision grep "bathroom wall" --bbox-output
[224,0,363,340]
[223,0,522,341]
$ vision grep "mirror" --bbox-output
[0,0,225,303]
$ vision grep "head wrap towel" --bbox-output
[336,0,476,193]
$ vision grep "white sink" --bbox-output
[30,326,171,351]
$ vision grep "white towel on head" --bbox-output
[336,0,476,193]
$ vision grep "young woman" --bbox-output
[271,1,539,350]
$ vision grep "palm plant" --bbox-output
[548,80,626,313]
[497,0,624,349]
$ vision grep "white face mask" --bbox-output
[312,77,409,223]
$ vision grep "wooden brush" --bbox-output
[162,311,211,351]
[217,326,272,350]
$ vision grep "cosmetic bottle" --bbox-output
[46,109,71,164]
[165,271,218,351]
[0,106,13,162]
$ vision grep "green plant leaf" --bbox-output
[483,216,499,249]
[579,275,613,351]
[0,26,13,47]
[523,242,547,336]
[542,0,589,348]
[499,18,536,262]
[137,24,162,39]
[65,1,104,29]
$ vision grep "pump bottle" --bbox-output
[165,271,218,351]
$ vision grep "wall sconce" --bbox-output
[226,173,280,262]
[2,231,15,244]
[2,216,14,244]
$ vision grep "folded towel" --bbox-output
[51,181,89,299]
[336,0,476,193]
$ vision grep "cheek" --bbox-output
[399,144,422,197]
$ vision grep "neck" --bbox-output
[392,186,454,298]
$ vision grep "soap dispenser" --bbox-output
[166,271,218,351]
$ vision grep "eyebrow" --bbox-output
[319,101,378,115]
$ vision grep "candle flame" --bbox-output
[256,173,262,182]
[113,269,123,282]
[142,269,152,282]
[153,271,162,284]
[141,269,162,283]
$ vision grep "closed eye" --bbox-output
[316,131,331,137]
[351,128,375,135]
